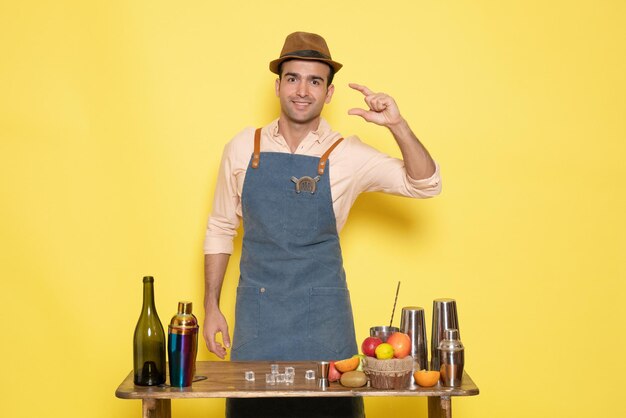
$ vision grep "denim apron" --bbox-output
[226,129,364,417]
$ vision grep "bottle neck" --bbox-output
[142,280,156,314]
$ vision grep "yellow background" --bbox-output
[1,1,624,417]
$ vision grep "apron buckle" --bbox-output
[291,176,320,194]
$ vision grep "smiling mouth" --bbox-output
[291,101,312,111]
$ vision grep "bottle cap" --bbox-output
[169,301,198,334]
[178,301,193,315]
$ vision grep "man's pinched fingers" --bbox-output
[349,83,374,96]
[347,108,368,118]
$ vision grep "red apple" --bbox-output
[328,361,342,382]
[387,332,411,359]
[361,336,383,357]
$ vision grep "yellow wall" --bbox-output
[1,1,624,417]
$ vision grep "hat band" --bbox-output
[281,49,331,60]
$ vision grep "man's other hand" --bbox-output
[203,307,230,359]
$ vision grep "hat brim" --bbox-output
[269,55,343,75]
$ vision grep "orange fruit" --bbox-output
[414,370,440,387]
[387,332,411,358]
[374,343,394,359]
[334,356,360,372]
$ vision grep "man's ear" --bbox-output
[275,78,280,97]
[325,84,335,104]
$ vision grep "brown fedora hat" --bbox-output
[269,31,342,75]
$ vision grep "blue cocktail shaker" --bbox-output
[168,301,198,387]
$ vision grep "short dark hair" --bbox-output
[277,59,335,86]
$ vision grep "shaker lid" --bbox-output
[169,301,198,330]
[438,328,463,351]
[178,301,193,315]
[445,329,459,340]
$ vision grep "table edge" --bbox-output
[115,362,479,400]
[115,387,479,400]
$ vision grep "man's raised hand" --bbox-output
[348,83,404,127]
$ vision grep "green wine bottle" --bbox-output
[133,276,166,386]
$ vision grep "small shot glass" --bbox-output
[265,373,276,384]
[270,364,280,375]
[305,370,316,380]
[244,371,255,382]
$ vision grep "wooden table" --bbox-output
[115,361,479,418]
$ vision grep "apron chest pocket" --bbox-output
[283,189,320,236]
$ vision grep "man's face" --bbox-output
[275,60,334,126]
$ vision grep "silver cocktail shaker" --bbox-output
[438,328,464,387]
[399,306,428,371]
[430,298,460,371]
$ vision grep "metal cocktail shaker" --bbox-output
[168,301,198,387]
[430,298,460,371]
[438,328,464,387]
[399,307,428,371]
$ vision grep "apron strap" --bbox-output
[317,137,344,175]
[251,127,344,175]
[251,128,261,169]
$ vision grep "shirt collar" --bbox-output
[270,118,334,144]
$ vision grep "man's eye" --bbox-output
[311,80,320,86]
[287,77,296,82]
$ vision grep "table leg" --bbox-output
[427,396,451,418]
[142,399,171,418]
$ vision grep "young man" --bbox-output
[203,32,441,417]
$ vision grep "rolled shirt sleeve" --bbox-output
[346,135,442,198]
[406,166,442,196]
